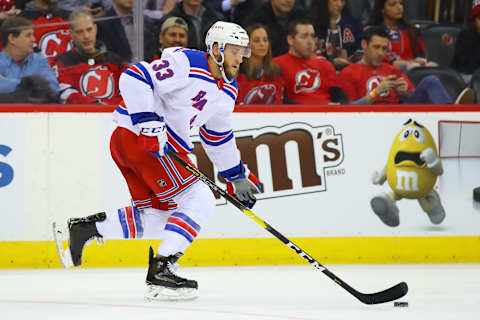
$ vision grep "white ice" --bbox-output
[1,264,479,320]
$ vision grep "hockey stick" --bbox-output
[166,149,408,305]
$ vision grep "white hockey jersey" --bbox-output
[112,47,242,174]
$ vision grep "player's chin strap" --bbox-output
[209,47,234,84]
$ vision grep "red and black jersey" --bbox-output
[382,24,425,61]
[52,49,127,105]
[20,9,72,64]
[236,73,285,105]
[273,53,340,105]
[339,62,415,104]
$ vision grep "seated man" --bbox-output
[339,26,475,105]
[53,9,126,104]
[20,0,72,64]
[0,16,59,103]
[273,18,348,105]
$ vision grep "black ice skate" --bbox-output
[145,247,198,301]
[52,212,105,268]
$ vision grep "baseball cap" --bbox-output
[161,16,189,34]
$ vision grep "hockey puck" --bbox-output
[394,301,409,307]
[474,187,480,202]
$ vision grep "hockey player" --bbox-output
[53,21,261,301]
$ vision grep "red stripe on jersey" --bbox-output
[167,132,190,154]
[125,206,136,238]
[199,127,228,141]
[128,65,144,77]
[167,217,198,238]
[190,68,215,79]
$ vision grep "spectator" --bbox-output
[153,16,188,60]
[203,0,256,24]
[52,9,126,104]
[339,27,475,105]
[273,18,348,104]
[309,0,363,71]
[349,0,373,24]
[96,0,157,63]
[0,1,21,20]
[243,0,305,57]
[0,16,59,102]
[366,0,437,72]
[20,0,72,64]
[451,0,480,77]
[143,0,179,21]
[237,24,284,104]
[58,0,113,17]
[159,0,223,51]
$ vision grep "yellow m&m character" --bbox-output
[370,119,445,227]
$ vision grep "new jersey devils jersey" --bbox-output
[236,73,284,104]
[114,47,241,174]
[53,49,126,104]
[383,24,425,61]
[339,62,415,104]
[20,10,72,64]
[273,53,340,104]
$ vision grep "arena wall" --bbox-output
[1,104,479,268]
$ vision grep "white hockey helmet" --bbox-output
[205,21,251,82]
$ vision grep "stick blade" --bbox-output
[357,281,408,305]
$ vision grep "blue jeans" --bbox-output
[402,75,453,104]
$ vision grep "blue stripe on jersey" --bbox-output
[201,125,232,136]
[219,160,246,181]
[171,212,201,232]
[117,208,129,239]
[182,49,208,70]
[200,131,234,146]
[165,224,194,243]
[221,87,236,101]
[124,70,153,89]
[130,112,162,125]
[189,73,217,85]
[135,63,154,89]
[166,126,194,151]
[133,207,144,238]
[115,106,129,115]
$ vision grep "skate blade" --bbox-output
[52,222,74,269]
[144,284,198,301]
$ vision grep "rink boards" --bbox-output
[1,104,480,268]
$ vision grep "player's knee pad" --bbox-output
[173,181,216,228]
[140,207,170,239]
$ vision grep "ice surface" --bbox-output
[0,264,479,320]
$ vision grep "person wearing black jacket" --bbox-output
[451,1,480,76]
[243,0,305,57]
[96,0,156,63]
[158,0,223,51]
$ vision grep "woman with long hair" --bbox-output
[309,0,363,70]
[236,24,285,104]
[366,0,436,71]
